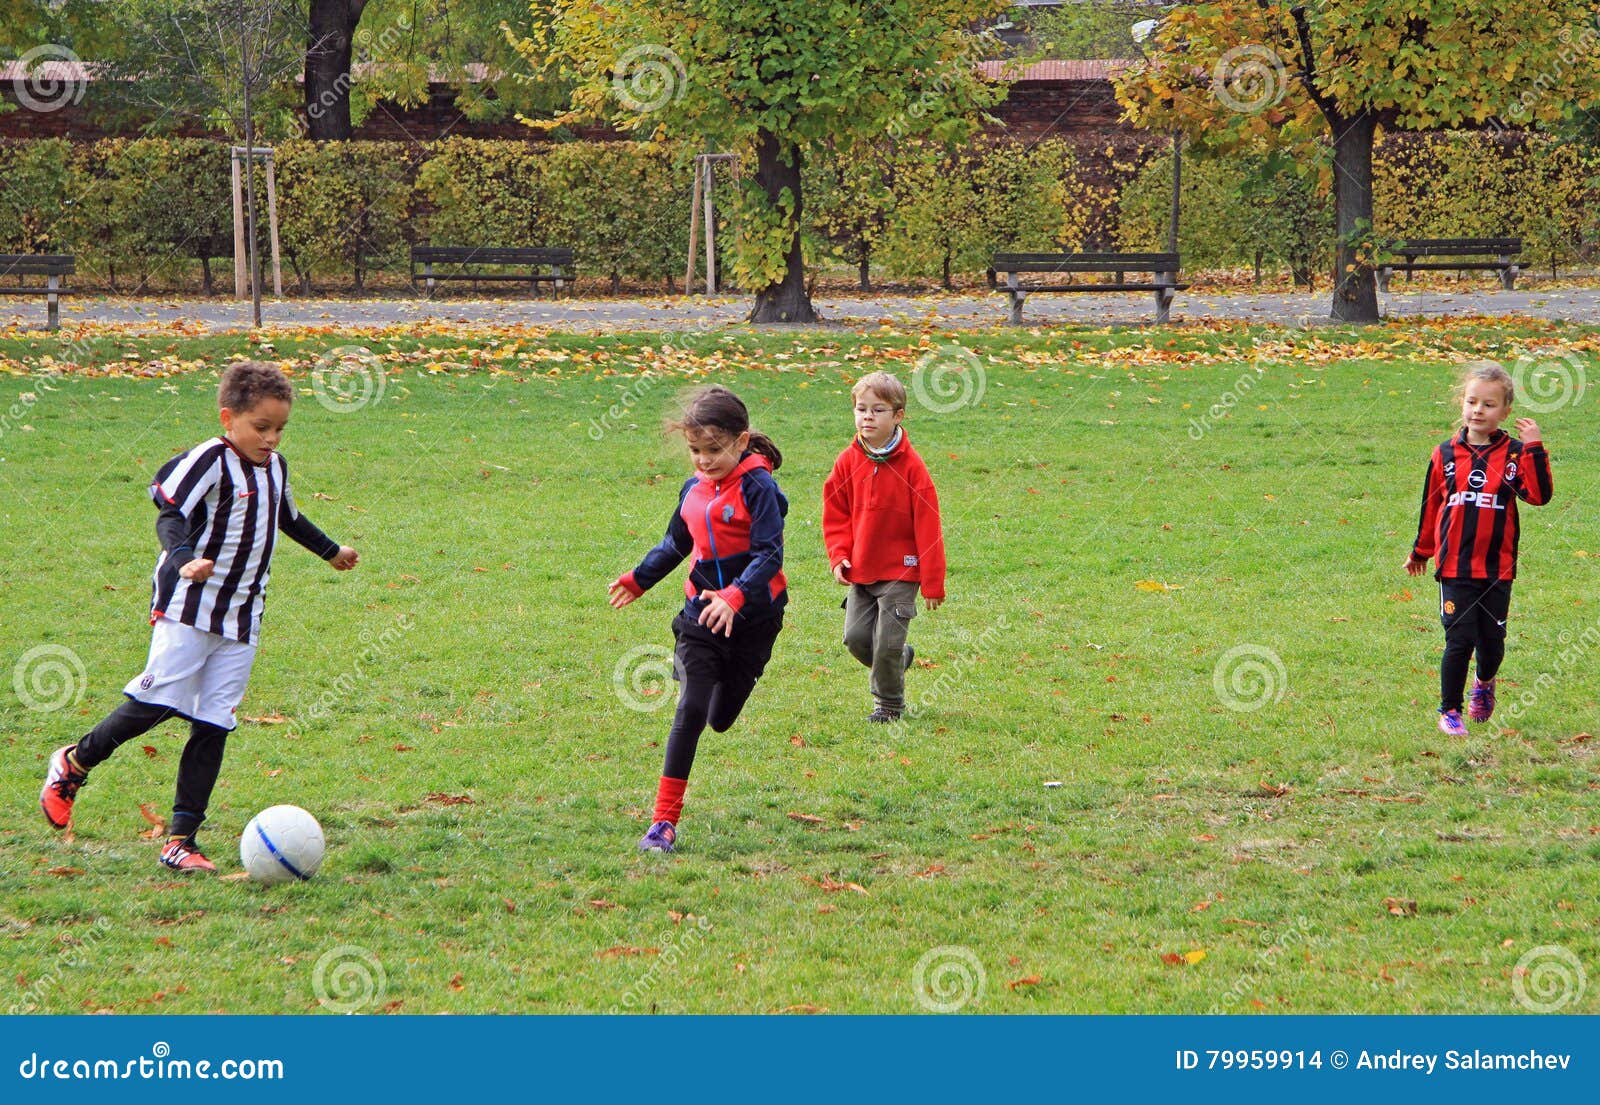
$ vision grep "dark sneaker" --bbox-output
[867,707,903,724]
[903,644,915,672]
[638,821,676,854]
[1468,677,1497,722]
[1437,708,1468,738]
[159,838,217,873]
[40,745,87,829]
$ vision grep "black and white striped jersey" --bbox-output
[148,437,338,644]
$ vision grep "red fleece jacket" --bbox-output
[821,431,946,600]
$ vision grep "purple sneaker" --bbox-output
[1468,677,1497,722]
[638,821,676,854]
[1437,708,1469,737]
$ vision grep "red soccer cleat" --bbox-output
[159,838,217,873]
[40,745,88,829]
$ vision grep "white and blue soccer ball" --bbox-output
[240,804,325,883]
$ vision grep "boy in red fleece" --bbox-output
[822,371,946,723]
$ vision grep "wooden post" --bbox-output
[686,158,703,294]
[704,158,717,295]
[46,273,59,331]
[231,153,246,298]
[264,153,282,297]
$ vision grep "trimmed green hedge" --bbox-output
[1,132,1594,293]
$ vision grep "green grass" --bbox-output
[2,321,1597,1014]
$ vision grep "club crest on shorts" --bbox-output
[139,673,155,690]
[1443,600,1456,615]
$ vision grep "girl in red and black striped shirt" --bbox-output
[1405,363,1553,736]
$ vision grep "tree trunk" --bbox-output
[858,255,871,291]
[747,129,818,324]
[1328,110,1379,323]
[200,255,214,296]
[305,0,366,141]
[942,250,952,291]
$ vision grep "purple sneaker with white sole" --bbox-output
[1437,708,1468,737]
[638,821,676,854]
[1468,677,1497,722]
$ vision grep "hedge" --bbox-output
[1,131,1595,293]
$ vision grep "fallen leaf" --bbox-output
[1134,579,1183,592]
[219,872,251,882]
[786,812,826,825]
[1383,897,1418,917]
[1007,975,1042,990]
[448,973,465,992]
[1189,900,1213,913]
[141,745,158,758]
[777,1004,827,1014]
[596,946,658,959]
[1388,589,1414,602]
[1192,833,1217,842]
[47,866,85,877]
[914,864,946,878]
[154,936,171,948]
[392,744,414,753]
[424,793,474,805]
[789,735,805,747]
[588,899,619,910]
[240,713,287,725]
[1258,781,1291,797]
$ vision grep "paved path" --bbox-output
[10,286,1600,333]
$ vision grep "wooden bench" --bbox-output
[0,254,74,330]
[990,252,1188,324]
[411,246,574,298]
[1377,237,1521,292]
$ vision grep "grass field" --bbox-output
[2,318,1597,1014]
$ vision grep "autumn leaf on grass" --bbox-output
[596,946,659,959]
[1388,589,1415,602]
[240,712,287,725]
[141,745,158,758]
[139,802,167,838]
[448,973,465,992]
[47,866,85,877]
[786,812,826,825]
[1160,950,1207,966]
[810,876,869,895]
[1383,897,1418,917]
[219,872,251,882]
[1007,975,1042,990]
[588,899,620,911]
[1258,781,1292,798]
[424,793,474,806]
[1134,579,1183,592]
[776,1004,828,1014]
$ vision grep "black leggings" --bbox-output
[73,698,230,840]
[662,609,782,780]
[1439,580,1512,711]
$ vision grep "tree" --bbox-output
[1115,1,1600,323]
[524,0,1010,323]
[99,0,305,325]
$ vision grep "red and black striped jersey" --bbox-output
[1412,429,1552,581]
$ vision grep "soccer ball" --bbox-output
[240,805,325,883]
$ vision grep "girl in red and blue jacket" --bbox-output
[608,386,787,854]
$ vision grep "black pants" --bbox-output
[72,698,229,841]
[662,609,782,780]
[1439,580,1512,712]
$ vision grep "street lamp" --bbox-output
[1131,18,1181,257]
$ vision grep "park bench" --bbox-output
[0,254,74,330]
[990,252,1188,324]
[411,246,575,298]
[1377,237,1521,292]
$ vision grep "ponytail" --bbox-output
[745,430,783,471]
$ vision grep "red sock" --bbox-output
[654,776,687,825]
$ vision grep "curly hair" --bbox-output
[219,360,293,412]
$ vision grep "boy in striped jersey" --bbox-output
[40,362,358,871]
[1406,363,1552,737]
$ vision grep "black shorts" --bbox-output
[1439,579,1512,634]
[671,608,782,687]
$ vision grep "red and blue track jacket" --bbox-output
[618,452,788,622]
[1412,428,1552,581]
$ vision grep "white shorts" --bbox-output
[124,617,256,731]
